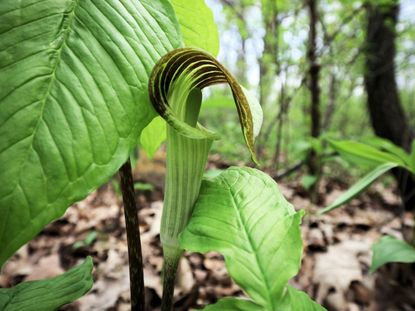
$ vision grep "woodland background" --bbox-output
[1,0,415,310]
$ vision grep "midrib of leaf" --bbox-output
[224,177,275,309]
[0,0,80,243]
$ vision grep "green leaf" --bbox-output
[0,257,93,311]
[279,286,327,311]
[140,116,167,159]
[202,287,324,311]
[361,136,411,167]
[171,0,220,56]
[134,182,154,191]
[180,167,324,310]
[203,169,224,180]
[203,96,236,109]
[301,175,317,191]
[328,140,407,168]
[203,298,262,311]
[149,48,263,163]
[0,0,182,266]
[319,162,398,214]
[410,140,415,171]
[370,236,415,273]
[73,230,97,249]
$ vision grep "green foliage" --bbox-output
[320,162,398,214]
[361,137,412,165]
[301,175,318,191]
[180,167,325,310]
[140,116,167,159]
[0,0,182,267]
[203,169,224,180]
[73,231,97,249]
[171,0,220,56]
[367,0,398,8]
[203,96,236,109]
[371,236,415,272]
[134,182,155,191]
[0,257,93,311]
[321,138,415,213]
[328,140,409,169]
[199,105,251,163]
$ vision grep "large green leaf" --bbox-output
[370,236,415,272]
[0,0,182,266]
[0,257,93,311]
[171,0,220,56]
[180,167,325,310]
[319,162,398,214]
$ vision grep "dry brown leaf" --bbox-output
[313,240,371,310]
[25,254,64,281]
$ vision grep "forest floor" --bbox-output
[1,152,414,311]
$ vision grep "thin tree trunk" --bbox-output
[306,0,321,197]
[258,0,279,108]
[322,73,337,131]
[257,0,280,160]
[364,0,415,209]
[272,83,286,171]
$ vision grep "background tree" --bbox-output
[364,0,415,209]
[305,0,321,197]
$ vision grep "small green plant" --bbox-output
[73,231,97,249]
[321,138,415,213]
[320,137,415,272]
[370,235,415,273]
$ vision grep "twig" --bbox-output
[273,160,306,180]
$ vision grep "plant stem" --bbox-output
[161,248,182,311]
[119,159,145,311]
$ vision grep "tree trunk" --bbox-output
[306,0,321,198]
[256,0,280,160]
[259,0,280,107]
[364,1,415,209]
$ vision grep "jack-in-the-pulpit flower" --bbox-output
[148,47,262,308]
